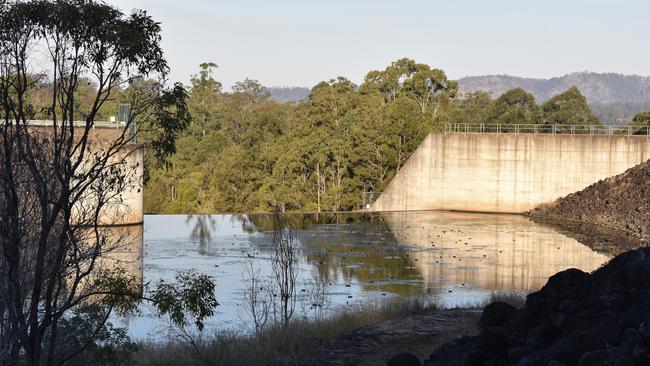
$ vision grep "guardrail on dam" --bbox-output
[371,124,650,214]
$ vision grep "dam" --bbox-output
[29,120,144,225]
[372,124,650,213]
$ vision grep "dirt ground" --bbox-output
[307,309,480,366]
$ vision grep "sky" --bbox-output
[109,0,650,89]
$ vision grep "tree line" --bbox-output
[21,57,643,214]
[144,58,637,213]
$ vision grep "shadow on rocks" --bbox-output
[413,247,650,366]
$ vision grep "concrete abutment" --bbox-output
[372,133,650,213]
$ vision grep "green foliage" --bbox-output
[145,59,459,213]
[53,305,138,366]
[145,65,604,214]
[447,91,494,124]
[628,111,650,134]
[148,82,193,165]
[360,58,457,116]
[151,271,219,331]
[542,86,601,126]
[489,87,542,125]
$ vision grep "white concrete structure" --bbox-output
[372,133,650,213]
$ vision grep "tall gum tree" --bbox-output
[542,86,601,127]
[0,1,216,365]
[489,88,542,125]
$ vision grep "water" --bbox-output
[113,211,612,340]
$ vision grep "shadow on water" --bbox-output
[528,216,645,256]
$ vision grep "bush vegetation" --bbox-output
[133,297,451,366]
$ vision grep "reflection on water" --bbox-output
[382,212,610,307]
[96,225,144,290]
[186,215,218,255]
[112,212,615,340]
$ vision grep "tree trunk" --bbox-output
[315,162,321,213]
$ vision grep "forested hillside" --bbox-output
[141,59,635,214]
[458,72,650,123]
[268,86,310,103]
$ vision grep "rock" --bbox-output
[621,328,644,353]
[577,348,634,366]
[529,159,650,242]
[558,299,583,313]
[638,323,650,343]
[422,247,650,366]
[543,331,606,365]
[480,302,517,328]
[536,268,591,302]
[387,352,420,366]
[507,346,527,362]
[546,361,568,366]
[620,303,650,332]
[423,332,507,366]
[528,324,563,346]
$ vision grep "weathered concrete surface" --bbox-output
[372,133,650,213]
[97,144,144,226]
[28,124,144,225]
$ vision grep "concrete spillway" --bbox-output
[372,133,650,213]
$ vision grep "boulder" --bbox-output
[577,348,633,366]
[543,331,606,365]
[387,352,421,366]
[421,247,650,366]
[424,332,508,366]
[480,302,517,328]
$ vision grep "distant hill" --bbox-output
[267,73,650,123]
[268,86,310,103]
[458,72,650,123]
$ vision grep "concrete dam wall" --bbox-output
[372,133,650,213]
[95,144,144,225]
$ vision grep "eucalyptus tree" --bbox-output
[361,58,457,116]
[628,111,650,134]
[0,1,216,365]
[447,91,494,124]
[542,86,601,127]
[188,62,222,134]
[301,77,357,212]
[489,88,542,125]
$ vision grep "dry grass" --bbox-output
[483,291,527,309]
[133,297,442,366]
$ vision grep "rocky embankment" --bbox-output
[529,160,650,241]
[411,247,650,366]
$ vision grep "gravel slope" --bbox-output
[529,160,650,241]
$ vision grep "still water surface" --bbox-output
[116,211,611,340]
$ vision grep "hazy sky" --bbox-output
[109,0,649,89]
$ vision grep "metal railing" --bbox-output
[444,123,650,136]
[25,119,125,129]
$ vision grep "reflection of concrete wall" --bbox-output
[95,225,144,290]
[373,133,650,213]
[76,144,144,226]
[99,145,143,225]
[381,211,610,294]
